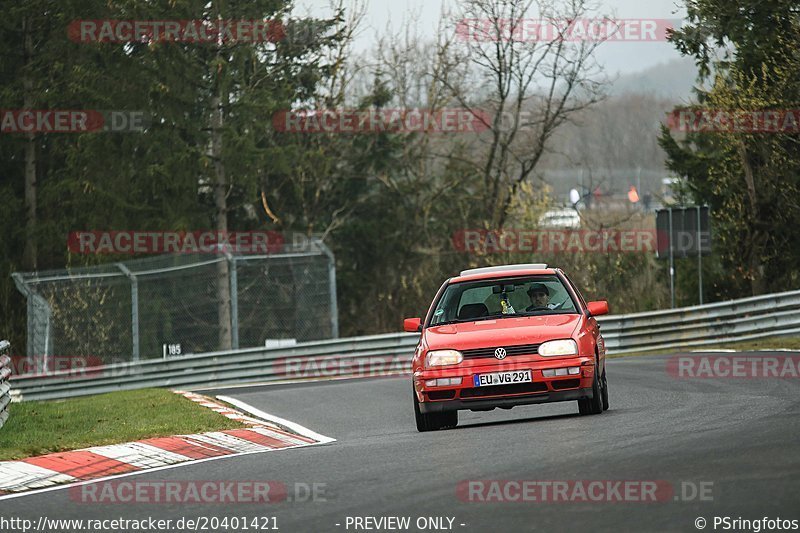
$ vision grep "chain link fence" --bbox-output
[12,241,337,367]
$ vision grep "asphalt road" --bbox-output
[2,352,799,533]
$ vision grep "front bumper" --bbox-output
[414,355,595,413]
[418,387,592,413]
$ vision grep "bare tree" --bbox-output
[365,8,480,243]
[445,0,609,228]
[261,0,368,240]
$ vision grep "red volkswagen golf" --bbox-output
[404,264,609,431]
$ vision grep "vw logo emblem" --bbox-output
[494,347,507,360]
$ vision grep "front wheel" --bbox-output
[414,387,458,431]
[601,368,609,411]
[577,366,604,415]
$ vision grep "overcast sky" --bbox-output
[293,0,689,75]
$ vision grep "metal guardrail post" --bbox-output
[697,206,704,305]
[116,263,140,362]
[12,273,53,362]
[11,273,35,359]
[0,340,12,430]
[668,207,675,308]
[227,253,239,350]
[318,241,339,338]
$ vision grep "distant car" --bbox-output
[404,264,609,431]
[539,208,581,228]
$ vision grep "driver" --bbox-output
[526,283,553,311]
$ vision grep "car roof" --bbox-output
[452,267,558,284]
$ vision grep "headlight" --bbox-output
[538,339,578,357]
[425,349,463,367]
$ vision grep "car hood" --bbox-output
[423,314,583,351]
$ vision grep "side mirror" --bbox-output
[403,317,422,333]
[586,301,609,316]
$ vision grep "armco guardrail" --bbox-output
[1,341,11,428]
[11,333,420,402]
[10,290,800,401]
[598,289,800,353]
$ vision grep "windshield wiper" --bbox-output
[431,318,473,326]
[432,313,512,326]
[517,310,579,316]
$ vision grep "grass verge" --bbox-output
[609,336,800,359]
[0,388,246,461]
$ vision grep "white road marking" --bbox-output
[217,395,336,444]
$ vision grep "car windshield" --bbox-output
[429,275,578,326]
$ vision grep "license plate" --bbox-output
[473,370,532,387]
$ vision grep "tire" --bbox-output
[440,410,458,428]
[414,387,458,431]
[577,365,604,416]
[601,368,609,411]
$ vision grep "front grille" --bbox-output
[460,381,548,399]
[461,343,540,360]
[427,390,456,401]
[551,378,581,390]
